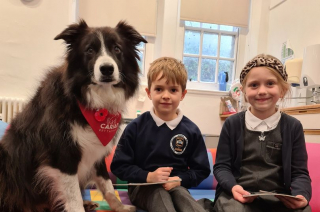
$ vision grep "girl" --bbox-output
[213,54,312,212]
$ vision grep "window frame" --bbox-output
[183,22,239,91]
[137,38,146,76]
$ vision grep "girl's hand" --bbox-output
[147,167,172,183]
[231,185,257,203]
[162,176,181,191]
[276,195,308,209]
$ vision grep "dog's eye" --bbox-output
[114,46,121,54]
[86,48,94,55]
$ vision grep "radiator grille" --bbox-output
[0,97,26,123]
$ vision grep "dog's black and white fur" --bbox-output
[0,20,146,212]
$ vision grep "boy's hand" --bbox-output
[162,176,181,191]
[276,195,308,209]
[232,185,256,203]
[147,167,173,183]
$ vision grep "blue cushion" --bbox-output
[0,121,8,139]
[189,189,215,201]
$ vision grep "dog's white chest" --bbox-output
[70,124,115,183]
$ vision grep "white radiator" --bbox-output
[0,97,26,123]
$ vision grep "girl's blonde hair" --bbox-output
[241,67,290,99]
[147,57,188,91]
[240,54,288,84]
[241,54,291,108]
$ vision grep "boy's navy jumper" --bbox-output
[111,111,210,188]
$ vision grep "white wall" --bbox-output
[266,0,320,143]
[0,0,75,100]
[124,0,228,135]
[0,0,269,135]
[125,86,226,135]
[4,0,318,136]
[267,0,320,59]
[241,0,270,64]
[124,0,265,135]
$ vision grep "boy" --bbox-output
[111,57,210,212]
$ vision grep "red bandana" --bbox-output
[78,103,121,146]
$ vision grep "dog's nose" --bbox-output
[100,64,114,76]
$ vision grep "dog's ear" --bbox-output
[115,21,147,46]
[54,19,88,45]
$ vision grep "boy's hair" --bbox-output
[147,57,188,91]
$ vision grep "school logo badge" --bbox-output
[170,134,188,155]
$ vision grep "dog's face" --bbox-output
[54,20,147,107]
[80,29,122,85]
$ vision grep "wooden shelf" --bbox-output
[304,130,320,135]
[219,105,320,135]
[219,114,236,120]
[219,97,238,120]
[220,114,230,120]
[281,104,320,115]
[282,104,320,135]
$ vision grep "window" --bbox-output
[137,39,146,75]
[183,21,239,91]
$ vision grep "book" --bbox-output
[243,190,303,200]
[112,179,182,186]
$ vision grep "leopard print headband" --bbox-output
[240,55,288,84]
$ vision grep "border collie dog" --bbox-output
[0,20,146,212]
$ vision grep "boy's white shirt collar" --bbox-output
[245,107,281,131]
[150,107,183,130]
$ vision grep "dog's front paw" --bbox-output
[116,204,136,212]
[83,200,99,211]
